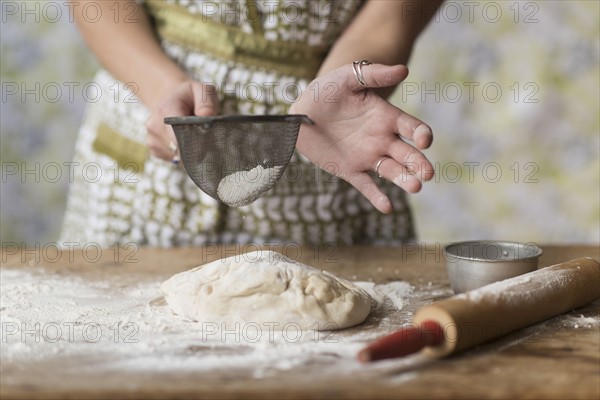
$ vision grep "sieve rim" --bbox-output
[164,114,313,126]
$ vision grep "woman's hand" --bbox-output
[289,63,435,214]
[145,80,220,161]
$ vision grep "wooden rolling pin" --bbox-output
[359,257,600,361]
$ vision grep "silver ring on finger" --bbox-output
[375,156,390,178]
[352,60,372,87]
[169,141,180,165]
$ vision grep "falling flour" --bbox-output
[217,165,283,207]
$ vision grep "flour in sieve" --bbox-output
[217,165,284,207]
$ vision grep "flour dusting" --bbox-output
[356,281,412,311]
[455,267,575,305]
[3,265,596,390]
[0,267,413,379]
[559,314,600,329]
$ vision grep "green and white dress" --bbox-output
[59,0,416,247]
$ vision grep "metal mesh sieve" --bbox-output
[164,115,313,207]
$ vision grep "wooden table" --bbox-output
[1,244,599,399]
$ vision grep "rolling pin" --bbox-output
[359,257,600,362]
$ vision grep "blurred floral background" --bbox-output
[2,1,598,246]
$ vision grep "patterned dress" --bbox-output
[59,0,416,247]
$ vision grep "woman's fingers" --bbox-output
[191,82,219,116]
[381,103,433,149]
[375,156,422,193]
[346,172,393,214]
[146,81,221,161]
[146,115,173,160]
[146,97,188,160]
[346,63,433,149]
[396,114,433,150]
[387,140,435,182]
[347,63,409,92]
[293,62,438,212]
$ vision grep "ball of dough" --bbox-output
[160,250,371,330]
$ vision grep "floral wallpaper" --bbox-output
[399,0,599,244]
[2,4,99,244]
[1,1,598,246]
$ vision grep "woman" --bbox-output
[59,0,440,247]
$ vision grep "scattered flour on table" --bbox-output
[217,165,283,206]
[559,314,600,329]
[4,266,594,383]
[0,267,415,379]
[370,281,412,310]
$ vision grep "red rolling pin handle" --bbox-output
[358,320,444,362]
